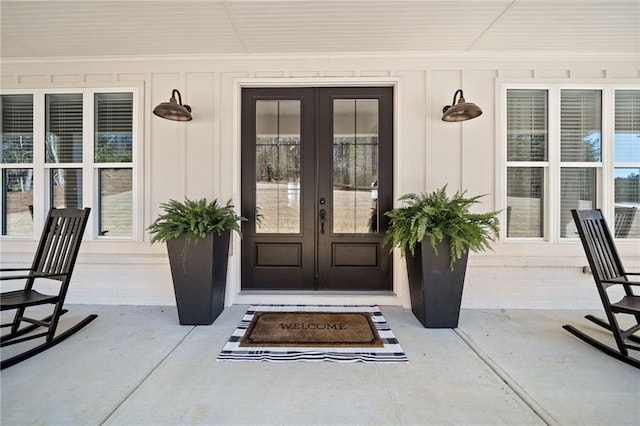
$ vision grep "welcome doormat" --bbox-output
[240,311,384,347]
[218,305,408,363]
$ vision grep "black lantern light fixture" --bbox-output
[442,89,482,122]
[153,89,192,121]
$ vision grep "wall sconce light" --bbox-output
[442,89,482,122]
[153,89,192,121]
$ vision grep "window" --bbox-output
[506,89,547,238]
[559,89,601,237]
[614,90,640,239]
[504,85,639,241]
[1,89,137,239]
[1,94,34,236]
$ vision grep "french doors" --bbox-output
[241,87,393,291]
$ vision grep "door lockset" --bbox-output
[319,209,326,234]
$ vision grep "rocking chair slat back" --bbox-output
[580,211,625,282]
[33,211,86,279]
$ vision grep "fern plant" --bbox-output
[148,198,246,243]
[384,186,500,269]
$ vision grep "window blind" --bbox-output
[99,168,132,236]
[615,90,640,163]
[95,93,133,163]
[2,168,33,236]
[1,94,33,163]
[560,168,596,237]
[614,90,640,238]
[50,168,83,209]
[46,94,83,163]
[506,167,544,237]
[506,89,548,162]
[615,168,639,203]
[560,90,602,162]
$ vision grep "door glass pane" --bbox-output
[255,100,301,233]
[95,93,133,163]
[2,168,33,236]
[1,94,33,163]
[99,168,132,237]
[51,168,82,208]
[560,168,596,237]
[507,167,544,237]
[46,94,83,163]
[333,99,379,234]
[614,168,639,239]
[561,90,602,162]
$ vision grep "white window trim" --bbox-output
[0,85,142,242]
[497,81,640,244]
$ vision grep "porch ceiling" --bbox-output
[1,0,638,60]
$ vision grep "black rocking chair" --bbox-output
[1,207,97,369]
[564,209,640,369]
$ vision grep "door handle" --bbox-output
[319,209,326,234]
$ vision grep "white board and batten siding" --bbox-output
[1,55,638,309]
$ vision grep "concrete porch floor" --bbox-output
[1,305,638,425]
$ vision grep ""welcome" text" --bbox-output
[280,323,347,330]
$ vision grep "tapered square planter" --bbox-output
[166,231,230,325]
[405,237,469,328]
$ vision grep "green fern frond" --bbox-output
[384,185,500,269]
[148,197,247,244]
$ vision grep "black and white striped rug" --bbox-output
[217,305,408,363]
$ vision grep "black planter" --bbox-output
[166,231,230,325]
[405,237,469,328]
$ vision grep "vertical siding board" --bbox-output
[219,72,249,201]
[461,70,497,210]
[1,57,638,309]
[149,73,183,219]
[396,70,427,198]
[429,70,462,191]
[212,72,222,197]
[185,72,216,199]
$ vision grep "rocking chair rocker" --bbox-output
[1,207,97,369]
[564,209,640,369]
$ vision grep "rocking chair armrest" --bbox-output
[0,272,65,281]
[0,268,33,282]
[601,277,640,286]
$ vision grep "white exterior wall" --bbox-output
[1,54,638,309]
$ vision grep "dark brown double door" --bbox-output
[241,87,393,291]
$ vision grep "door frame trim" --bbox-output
[229,77,406,307]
